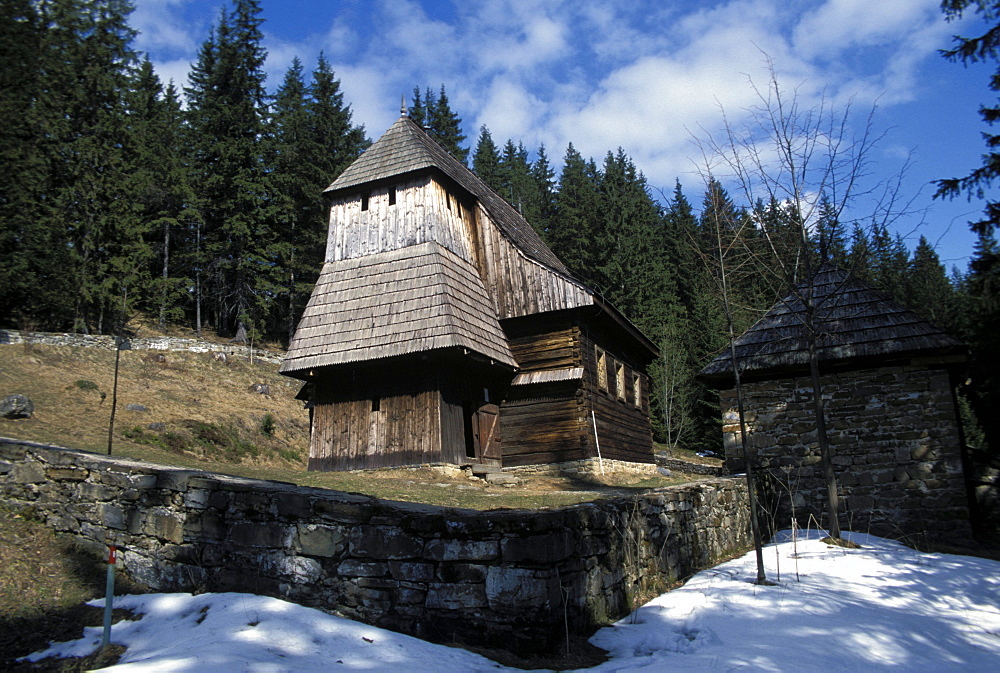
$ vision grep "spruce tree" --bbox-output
[472,126,504,194]
[549,144,600,281]
[429,85,468,163]
[907,236,957,328]
[186,0,274,339]
[0,0,76,328]
[270,54,368,341]
[40,0,143,333]
[530,144,557,238]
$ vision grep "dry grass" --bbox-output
[0,507,143,670]
[0,343,709,509]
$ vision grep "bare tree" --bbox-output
[696,57,910,544]
[696,181,771,583]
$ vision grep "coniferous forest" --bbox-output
[2,0,997,457]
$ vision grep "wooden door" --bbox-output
[477,403,501,465]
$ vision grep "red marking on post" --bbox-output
[108,545,116,564]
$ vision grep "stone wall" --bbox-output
[0,438,752,654]
[720,363,972,544]
[0,329,283,364]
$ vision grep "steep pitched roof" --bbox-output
[698,265,966,386]
[280,242,517,377]
[325,114,570,275]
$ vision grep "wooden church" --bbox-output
[280,108,658,471]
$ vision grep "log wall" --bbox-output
[499,313,654,467]
[580,324,654,464]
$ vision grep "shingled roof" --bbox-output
[280,242,517,377]
[698,265,966,386]
[325,114,570,276]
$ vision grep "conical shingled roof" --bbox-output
[698,265,966,386]
[280,242,517,378]
[325,114,571,276]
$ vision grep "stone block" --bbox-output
[149,512,184,544]
[389,561,434,583]
[229,521,289,548]
[313,497,374,523]
[155,470,196,492]
[349,526,423,560]
[277,493,313,519]
[437,563,487,583]
[297,524,346,558]
[501,529,575,564]
[424,539,498,562]
[11,462,45,484]
[128,473,158,489]
[183,488,211,510]
[46,467,88,481]
[486,567,558,613]
[100,504,125,530]
[338,560,388,577]
[79,482,117,502]
[426,583,486,610]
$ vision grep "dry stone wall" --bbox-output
[720,363,972,543]
[0,438,752,654]
[0,329,282,364]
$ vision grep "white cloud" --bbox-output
[131,0,205,57]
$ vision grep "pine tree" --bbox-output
[963,232,1000,455]
[186,0,274,339]
[429,85,468,163]
[41,0,143,333]
[472,126,504,194]
[0,0,76,328]
[549,144,600,281]
[127,60,197,329]
[270,54,368,341]
[410,84,467,163]
[906,236,956,328]
[409,86,427,128]
[530,144,557,238]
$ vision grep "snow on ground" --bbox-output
[24,531,1000,672]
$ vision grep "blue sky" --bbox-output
[132,0,993,269]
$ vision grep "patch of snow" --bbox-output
[24,531,1000,672]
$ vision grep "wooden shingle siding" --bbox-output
[699,265,967,384]
[326,115,569,275]
[475,202,593,319]
[281,242,516,376]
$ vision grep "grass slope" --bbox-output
[0,343,705,509]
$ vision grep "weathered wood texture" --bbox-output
[579,323,654,464]
[308,358,508,471]
[281,242,516,376]
[499,313,654,466]
[474,201,593,320]
[326,176,476,265]
[699,264,966,384]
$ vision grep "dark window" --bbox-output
[388,188,396,206]
[371,396,380,412]
[361,193,370,211]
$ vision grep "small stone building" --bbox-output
[280,110,657,471]
[698,265,972,542]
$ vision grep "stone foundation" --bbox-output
[720,363,973,544]
[503,457,659,477]
[0,438,752,655]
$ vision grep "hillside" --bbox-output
[0,342,702,509]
